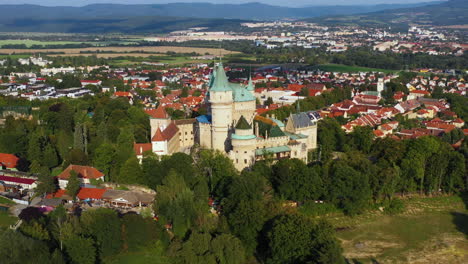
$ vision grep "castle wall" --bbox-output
[230,138,256,171]
[197,123,212,149]
[233,100,256,123]
[176,122,195,151]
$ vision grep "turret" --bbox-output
[230,116,256,171]
[209,62,233,151]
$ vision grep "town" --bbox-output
[0,1,467,263]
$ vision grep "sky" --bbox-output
[0,0,440,8]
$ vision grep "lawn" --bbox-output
[0,196,15,205]
[0,211,17,230]
[318,196,468,263]
[315,64,399,73]
[104,242,171,264]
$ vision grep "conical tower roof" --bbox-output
[210,62,231,92]
[235,115,251,130]
[246,76,254,91]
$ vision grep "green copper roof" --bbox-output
[236,115,251,129]
[283,132,308,140]
[210,63,231,92]
[246,76,254,91]
[254,119,286,138]
[232,134,256,140]
[233,85,256,102]
[255,145,291,156]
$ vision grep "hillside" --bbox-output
[307,0,467,27]
[0,2,441,21]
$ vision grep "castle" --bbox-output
[135,62,319,171]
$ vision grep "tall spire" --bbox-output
[210,61,231,92]
[246,75,254,91]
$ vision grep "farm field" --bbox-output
[0,39,143,48]
[0,46,238,56]
[320,195,468,263]
[315,63,399,73]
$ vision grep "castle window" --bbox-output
[244,151,247,154]
[236,159,238,163]
[244,159,247,164]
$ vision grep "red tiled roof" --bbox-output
[373,130,384,137]
[77,188,106,200]
[58,165,104,180]
[46,189,67,199]
[152,122,179,142]
[0,153,19,168]
[134,143,152,155]
[145,106,168,119]
[114,91,132,97]
[0,175,36,185]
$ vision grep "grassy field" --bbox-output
[104,241,171,264]
[316,64,399,73]
[0,39,142,48]
[0,211,16,230]
[0,197,15,205]
[316,196,468,263]
[0,46,238,56]
[108,56,212,66]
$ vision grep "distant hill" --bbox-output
[0,2,451,33]
[307,0,467,27]
[0,2,443,21]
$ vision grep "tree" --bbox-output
[211,234,246,264]
[121,213,160,251]
[271,159,323,202]
[43,143,59,169]
[36,168,57,195]
[263,214,344,264]
[117,156,143,184]
[93,143,116,178]
[64,234,96,264]
[155,170,201,238]
[66,170,81,200]
[80,208,122,258]
[0,230,51,264]
[327,161,371,215]
[197,150,238,198]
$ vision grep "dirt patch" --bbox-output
[341,238,403,259]
[403,234,468,264]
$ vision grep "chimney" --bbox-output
[140,146,143,154]
[83,168,88,178]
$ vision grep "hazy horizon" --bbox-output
[0,0,444,8]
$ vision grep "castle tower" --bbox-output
[209,62,233,151]
[146,106,171,137]
[230,116,256,171]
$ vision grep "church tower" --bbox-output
[377,78,385,97]
[209,62,233,151]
